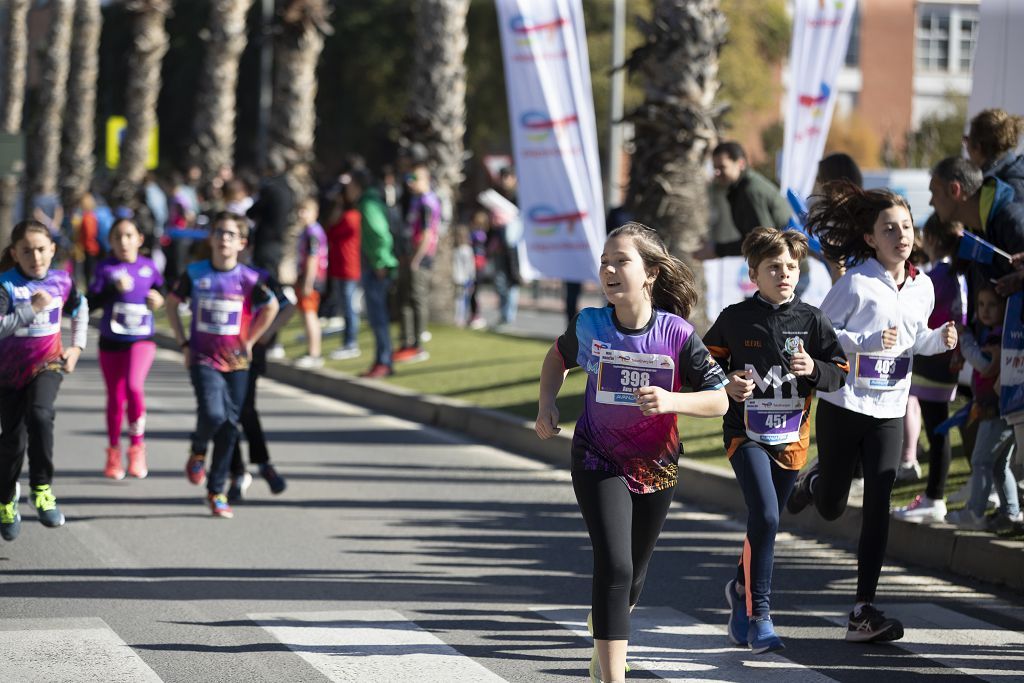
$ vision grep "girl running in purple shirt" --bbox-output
[88,219,164,480]
[536,222,728,683]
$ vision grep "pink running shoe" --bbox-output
[127,444,148,479]
[104,447,125,480]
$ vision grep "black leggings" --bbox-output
[572,469,675,641]
[918,399,952,500]
[814,400,903,603]
[0,371,62,502]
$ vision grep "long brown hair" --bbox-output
[606,222,699,319]
[0,220,54,272]
[805,180,913,266]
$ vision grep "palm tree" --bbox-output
[401,0,469,326]
[623,0,727,330]
[26,0,74,207]
[110,0,170,208]
[60,0,102,212]
[266,0,330,282]
[0,0,30,244]
[192,0,255,185]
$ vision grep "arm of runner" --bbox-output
[536,343,569,439]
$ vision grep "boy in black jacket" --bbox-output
[704,227,849,653]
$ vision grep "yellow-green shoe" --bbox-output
[31,484,64,528]
[0,482,20,541]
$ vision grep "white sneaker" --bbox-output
[895,461,922,482]
[323,317,345,334]
[266,344,286,360]
[945,508,987,530]
[293,355,324,369]
[892,494,947,523]
[420,330,432,344]
[328,346,362,361]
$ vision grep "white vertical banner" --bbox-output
[780,0,858,202]
[495,0,605,283]
[968,0,1024,121]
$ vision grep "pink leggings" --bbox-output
[99,341,156,448]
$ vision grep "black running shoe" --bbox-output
[846,604,904,643]
[786,460,818,515]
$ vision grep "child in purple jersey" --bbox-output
[166,212,278,519]
[0,220,89,541]
[88,219,165,481]
[536,223,729,683]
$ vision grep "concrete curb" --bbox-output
[153,331,1024,592]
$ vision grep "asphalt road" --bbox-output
[0,342,1022,682]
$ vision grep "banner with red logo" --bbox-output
[780,0,858,202]
[495,0,605,282]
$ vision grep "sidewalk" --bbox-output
[154,294,1024,592]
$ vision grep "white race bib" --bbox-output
[15,301,61,338]
[595,348,675,406]
[110,302,153,336]
[854,352,911,391]
[744,397,804,444]
[195,297,243,336]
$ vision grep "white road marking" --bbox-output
[0,618,162,682]
[815,602,1024,681]
[250,609,507,682]
[535,605,837,682]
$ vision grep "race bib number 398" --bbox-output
[595,348,675,406]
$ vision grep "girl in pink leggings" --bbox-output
[87,219,164,479]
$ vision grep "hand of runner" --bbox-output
[635,386,674,416]
[942,321,957,350]
[789,340,815,377]
[145,288,164,311]
[881,327,899,349]
[61,346,82,374]
[30,290,52,312]
[535,403,561,439]
[725,369,754,402]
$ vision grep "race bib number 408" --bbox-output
[595,348,675,406]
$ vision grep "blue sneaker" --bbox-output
[0,482,21,541]
[259,463,286,494]
[31,485,65,528]
[725,579,748,646]
[748,617,785,654]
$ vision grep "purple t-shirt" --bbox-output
[0,268,79,388]
[172,260,272,372]
[556,306,728,493]
[89,256,163,343]
[297,221,328,283]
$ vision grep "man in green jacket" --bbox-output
[711,141,793,257]
[351,169,399,378]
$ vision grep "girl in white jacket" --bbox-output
[787,181,957,643]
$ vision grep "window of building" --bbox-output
[916,3,979,74]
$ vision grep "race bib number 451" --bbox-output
[595,349,675,406]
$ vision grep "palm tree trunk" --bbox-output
[192,0,255,185]
[60,0,102,212]
[267,0,329,283]
[26,0,74,203]
[0,0,30,245]
[402,0,469,326]
[111,0,170,207]
[623,0,727,331]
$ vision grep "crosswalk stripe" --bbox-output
[814,602,1024,681]
[535,606,837,682]
[0,618,162,682]
[249,610,507,682]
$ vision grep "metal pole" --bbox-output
[257,0,274,170]
[605,0,626,209]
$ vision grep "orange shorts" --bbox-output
[297,290,320,313]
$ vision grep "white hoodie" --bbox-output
[817,258,950,418]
